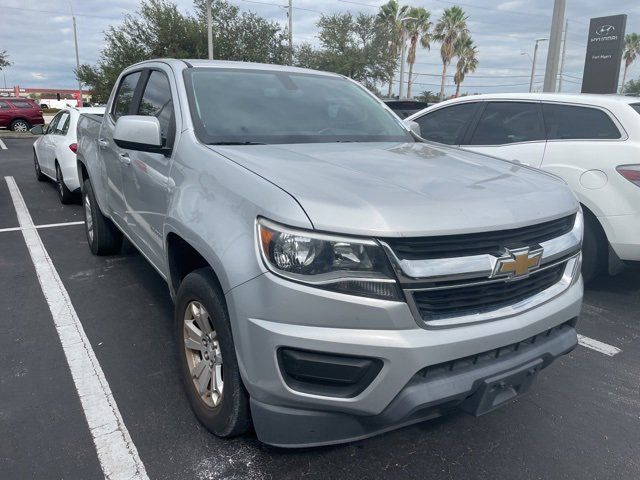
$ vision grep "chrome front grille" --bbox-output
[380,211,583,328]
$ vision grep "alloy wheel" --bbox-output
[84,193,94,243]
[13,121,28,132]
[183,301,224,408]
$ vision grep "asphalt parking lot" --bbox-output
[1,136,639,480]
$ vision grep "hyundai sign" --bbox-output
[581,15,627,94]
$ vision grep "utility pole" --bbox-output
[207,0,213,60]
[558,19,568,92]
[529,38,548,93]
[543,0,566,92]
[71,7,82,107]
[288,0,293,65]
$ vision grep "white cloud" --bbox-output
[31,72,46,80]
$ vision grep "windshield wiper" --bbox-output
[208,141,266,145]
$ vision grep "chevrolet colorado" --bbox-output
[76,59,583,447]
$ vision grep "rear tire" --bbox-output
[34,151,45,181]
[582,212,606,284]
[10,119,30,132]
[82,178,123,255]
[175,268,251,438]
[55,163,75,204]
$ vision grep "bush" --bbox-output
[42,108,60,114]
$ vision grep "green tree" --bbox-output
[415,90,439,102]
[376,0,409,97]
[0,50,10,70]
[404,7,431,99]
[623,78,640,95]
[453,33,478,97]
[78,0,288,102]
[621,33,640,94]
[298,13,394,90]
[434,6,468,100]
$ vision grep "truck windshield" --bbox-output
[185,68,412,145]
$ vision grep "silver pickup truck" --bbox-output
[76,59,583,448]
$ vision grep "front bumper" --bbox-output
[226,271,583,447]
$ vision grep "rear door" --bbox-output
[461,101,547,167]
[121,67,177,267]
[100,70,143,230]
[540,102,625,209]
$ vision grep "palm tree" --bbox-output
[621,33,640,94]
[453,33,478,97]
[0,50,11,70]
[377,0,409,97]
[434,6,468,100]
[404,7,432,98]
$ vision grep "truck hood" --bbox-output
[209,142,578,237]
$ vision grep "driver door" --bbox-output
[412,102,480,146]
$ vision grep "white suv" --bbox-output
[406,93,640,282]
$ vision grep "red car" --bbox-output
[0,98,45,132]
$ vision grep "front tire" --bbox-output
[175,268,251,438]
[55,163,75,204]
[582,212,606,284]
[82,178,123,255]
[34,151,45,181]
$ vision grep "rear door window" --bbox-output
[630,103,640,115]
[112,71,142,120]
[9,100,33,109]
[542,103,621,140]
[468,102,544,145]
[138,70,175,147]
[415,102,479,145]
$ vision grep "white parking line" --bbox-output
[0,139,7,150]
[0,220,84,234]
[577,334,622,356]
[5,176,149,480]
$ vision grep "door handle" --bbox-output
[118,153,131,166]
[98,139,108,148]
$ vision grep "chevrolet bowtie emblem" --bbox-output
[492,247,543,280]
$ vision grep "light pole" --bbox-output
[543,0,566,92]
[207,0,213,60]
[397,16,416,99]
[71,6,82,106]
[529,38,548,93]
[288,0,293,65]
[558,19,568,92]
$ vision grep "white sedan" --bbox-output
[405,93,640,282]
[32,107,105,203]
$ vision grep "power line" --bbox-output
[240,0,322,14]
[393,79,533,88]
[1,5,118,20]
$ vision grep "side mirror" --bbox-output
[405,120,421,137]
[113,115,163,153]
[30,125,44,135]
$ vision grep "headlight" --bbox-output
[257,218,402,301]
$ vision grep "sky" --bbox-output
[1,0,640,97]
